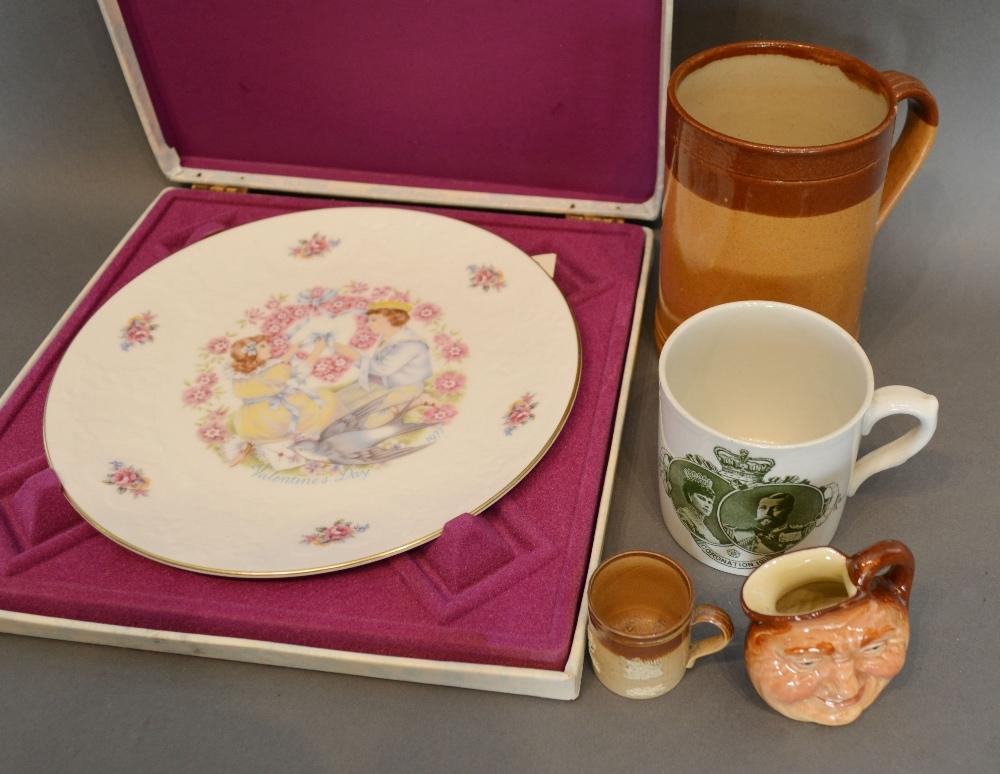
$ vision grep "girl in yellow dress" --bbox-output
[229,336,341,443]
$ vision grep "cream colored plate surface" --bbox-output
[45,207,579,577]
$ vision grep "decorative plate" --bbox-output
[44,207,579,577]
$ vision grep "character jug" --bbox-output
[741,540,913,725]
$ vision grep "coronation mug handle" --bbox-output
[849,386,938,495]
[876,71,939,230]
[685,604,734,668]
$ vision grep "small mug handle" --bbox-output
[685,604,734,668]
[876,71,939,230]
[848,540,915,603]
[849,386,938,495]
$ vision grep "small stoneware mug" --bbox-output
[656,40,938,347]
[587,551,733,699]
[658,301,938,575]
[741,540,914,725]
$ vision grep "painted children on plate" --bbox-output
[212,294,456,473]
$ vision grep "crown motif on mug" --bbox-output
[682,468,714,490]
[713,447,776,484]
[368,299,413,313]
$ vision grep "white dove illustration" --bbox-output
[293,394,435,465]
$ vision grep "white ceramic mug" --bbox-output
[657,301,938,575]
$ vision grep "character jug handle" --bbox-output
[848,540,915,604]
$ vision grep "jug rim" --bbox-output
[668,39,899,157]
[740,545,862,623]
[741,541,914,624]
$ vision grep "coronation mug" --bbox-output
[657,301,938,575]
[655,41,939,347]
[587,551,732,699]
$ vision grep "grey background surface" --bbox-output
[1,1,997,771]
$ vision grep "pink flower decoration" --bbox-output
[312,355,352,382]
[267,335,290,358]
[503,392,539,435]
[433,371,466,395]
[345,281,369,293]
[206,337,229,355]
[328,298,349,316]
[440,339,469,361]
[422,404,458,424]
[194,371,218,387]
[112,468,138,486]
[468,264,506,292]
[302,519,369,545]
[197,422,229,445]
[336,295,366,311]
[508,408,532,425]
[182,386,212,406]
[433,333,452,346]
[261,317,286,336]
[289,234,337,259]
[349,328,378,350]
[103,461,150,497]
[119,311,157,351]
[412,302,441,322]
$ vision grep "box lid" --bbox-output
[99,0,671,220]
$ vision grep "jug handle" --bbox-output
[848,540,915,604]
[876,71,939,231]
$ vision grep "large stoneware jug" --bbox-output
[657,41,938,347]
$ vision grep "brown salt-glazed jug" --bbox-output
[656,41,939,348]
[740,540,914,725]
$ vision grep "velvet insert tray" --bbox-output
[0,188,645,688]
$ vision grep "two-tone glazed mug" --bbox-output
[658,301,937,575]
[587,551,732,699]
[741,540,914,725]
[656,41,939,347]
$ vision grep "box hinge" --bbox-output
[565,213,625,224]
[190,183,249,194]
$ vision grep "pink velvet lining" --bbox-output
[116,0,663,203]
[0,189,644,670]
